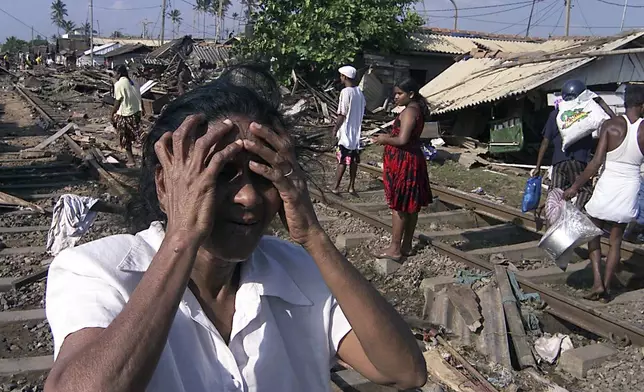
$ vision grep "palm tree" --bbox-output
[61,20,76,34]
[80,22,97,37]
[50,0,68,36]
[111,31,124,39]
[194,0,211,39]
[168,9,183,39]
[231,12,239,35]
[210,0,232,41]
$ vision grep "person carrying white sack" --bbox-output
[564,84,644,302]
[532,80,614,211]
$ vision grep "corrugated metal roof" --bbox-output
[420,32,644,115]
[191,44,231,65]
[104,44,150,58]
[83,42,120,56]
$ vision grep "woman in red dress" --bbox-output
[372,78,432,261]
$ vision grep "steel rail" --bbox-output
[321,153,644,263]
[310,165,644,346]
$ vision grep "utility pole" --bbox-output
[620,0,628,32]
[160,0,167,45]
[449,0,458,30]
[564,0,572,36]
[90,0,94,67]
[525,0,536,38]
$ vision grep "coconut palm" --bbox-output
[50,0,68,36]
[210,0,232,40]
[231,12,239,34]
[61,20,76,34]
[194,0,211,39]
[168,9,183,39]
[80,22,97,37]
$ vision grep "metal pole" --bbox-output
[525,0,536,38]
[564,0,572,36]
[449,0,458,30]
[90,0,94,67]
[161,0,167,45]
[621,0,629,32]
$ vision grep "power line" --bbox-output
[596,0,644,7]
[423,2,535,18]
[93,5,162,11]
[417,1,536,13]
[576,0,595,35]
[549,5,565,35]
[0,6,49,39]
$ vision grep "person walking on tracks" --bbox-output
[111,65,145,167]
[564,84,644,302]
[371,78,432,261]
[331,65,365,196]
[532,80,613,210]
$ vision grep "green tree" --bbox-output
[61,20,76,34]
[240,0,422,81]
[168,9,183,39]
[111,31,124,39]
[2,36,29,53]
[50,0,68,36]
[30,35,49,47]
[80,22,97,37]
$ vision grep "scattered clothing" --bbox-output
[114,76,142,117]
[586,116,644,223]
[336,86,365,152]
[46,194,99,256]
[336,145,360,165]
[534,333,573,364]
[551,160,592,211]
[46,222,352,392]
[383,110,432,213]
[114,111,142,149]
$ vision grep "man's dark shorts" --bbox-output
[336,145,360,165]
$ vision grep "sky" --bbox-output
[0,0,643,44]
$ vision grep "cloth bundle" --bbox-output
[46,194,99,256]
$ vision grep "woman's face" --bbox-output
[159,115,283,262]
[394,87,412,106]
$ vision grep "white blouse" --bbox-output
[46,222,352,392]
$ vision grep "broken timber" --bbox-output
[0,190,45,214]
[446,286,483,332]
[436,335,499,392]
[494,265,536,370]
[25,123,75,152]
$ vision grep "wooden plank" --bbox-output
[25,123,75,151]
[417,210,485,228]
[0,190,45,214]
[0,220,107,234]
[421,223,515,243]
[494,265,536,370]
[423,349,478,392]
[0,278,13,292]
[0,309,46,324]
[0,356,53,375]
[468,240,545,260]
[435,335,499,392]
[0,246,46,255]
[0,171,82,181]
[0,181,85,191]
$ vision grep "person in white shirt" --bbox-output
[331,65,365,196]
[111,65,145,167]
[44,65,426,392]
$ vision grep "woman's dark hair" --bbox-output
[128,64,316,232]
[115,64,134,86]
[395,78,430,122]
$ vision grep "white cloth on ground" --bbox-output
[46,194,99,256]
[45,222,353,392]
[336,86,365,151]
[585,115,644,223]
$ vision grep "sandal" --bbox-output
[372,252,403,263]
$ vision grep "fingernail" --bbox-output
[251,122,261,129]
[235,139,243,145]
[249,161,259,167]
[223,119,233,125]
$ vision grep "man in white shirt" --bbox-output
[332,65,365,196]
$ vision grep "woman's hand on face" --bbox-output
[155,115,243,242]
[242,122,323,246]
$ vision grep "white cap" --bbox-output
[339,65,357,80]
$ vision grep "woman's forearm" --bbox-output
[47,232,200,392]
[302,231,425,384]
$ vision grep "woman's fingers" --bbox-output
[172,114,205,163]
[248,160,292,193]
[242,139,280,166]
[191,119,234,170]
[154,132,173,169]
[248,122,292,155]
[204,139,244,181]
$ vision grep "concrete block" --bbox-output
[421,276,456,293]
[558,343,617,378]
[316,215,338,224]
[335,233,376,250]
[516,266,569,284]
[374,257,401,275]
[351,203,390,213]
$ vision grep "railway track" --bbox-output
[314,153,644,347]
[0,84,127,386]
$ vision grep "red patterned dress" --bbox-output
[383,110,432,213]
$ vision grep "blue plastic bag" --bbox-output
[522,176,542,213]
